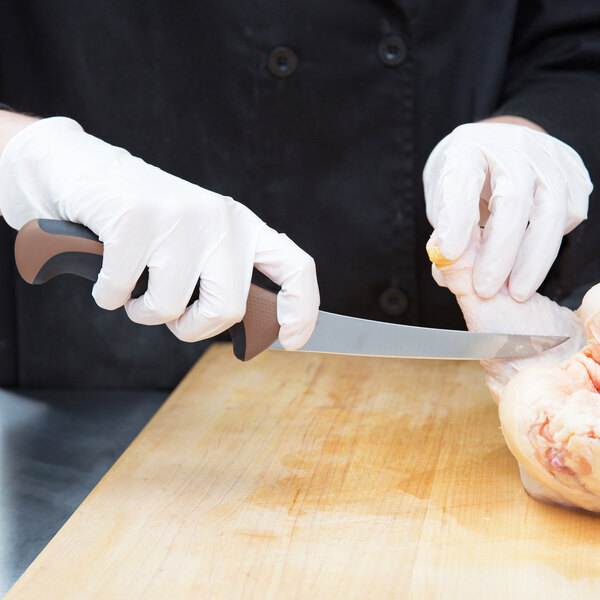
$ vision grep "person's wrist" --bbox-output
[0,111,39,156]
[479,115,545,133]
[0,116,85,228]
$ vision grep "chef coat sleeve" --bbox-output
[493,0,600,179]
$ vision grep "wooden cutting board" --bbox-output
[6,343,600,599]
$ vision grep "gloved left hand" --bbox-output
[423,123,593,301]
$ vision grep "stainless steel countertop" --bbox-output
[0,388,166,596]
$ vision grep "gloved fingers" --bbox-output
[253,225,320,350]
[508,182,566,302]
[124,257,200,326]
[472,157,534,298]
[553,157,591,234]
[430,140,487,260]
[92,237,148,311]
[539,134,592,232]
[431,263,447,288]
[165,244,252,343]
[423,143,446,225]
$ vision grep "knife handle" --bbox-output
[14,218,280,361]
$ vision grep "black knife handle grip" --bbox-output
[14,218,280,361]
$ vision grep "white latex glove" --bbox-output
[423,123,593,301]
[0,117,319,348]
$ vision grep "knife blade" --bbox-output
[15,219,568,362]
[270,310,568,360]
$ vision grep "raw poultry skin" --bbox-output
[427,230,600,512]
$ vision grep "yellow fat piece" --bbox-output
[426,246,457,269]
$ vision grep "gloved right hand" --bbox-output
[0,117,319,348]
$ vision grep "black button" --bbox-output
[377,34,407,67]
[267,46,298,78]
[379,287,409,316]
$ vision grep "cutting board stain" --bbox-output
[7,345,600,599]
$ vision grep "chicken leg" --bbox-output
[428,230,600,512]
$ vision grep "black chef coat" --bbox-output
[0,1,599,389]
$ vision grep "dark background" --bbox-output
[0,0,598,389]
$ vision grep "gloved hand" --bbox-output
[0,117,319,347]
[423,123,593,301]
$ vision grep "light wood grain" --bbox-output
[6,343,600,599]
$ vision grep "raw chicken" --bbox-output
[427,230,600,512]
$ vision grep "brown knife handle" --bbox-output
[14,218,280,361]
